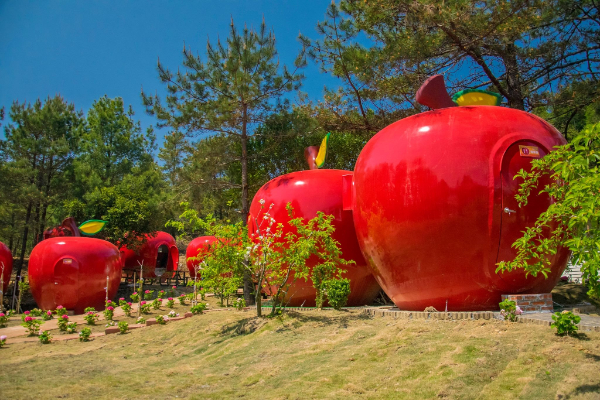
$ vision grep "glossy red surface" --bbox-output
[121,231,179,278]
[351,106,570,311]
[28,237,122,313]
[249,169,381,307]
[0,241,12,294]
[186,236,218,278]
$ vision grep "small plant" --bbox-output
[66,322,77,334]
[105,320,116,327]
[140,301,151,314]
[158,290,165,299]
[136,316,146,324]
[42,310,53,321]
[233,297,246,311]
[0,335,6,348]
[54,305,66,316]
[39,330,52,344]
[499,299,523,322]
[0,312,8,327]
[105,299,113,308]
[152,298,162,310]
[118,321,129,334]
[83,311,99,325]
[551,310,581,336]
[166,297,175,308]
[130,292,140,302]
[144,290,154,300]
[57,315,70,331]
[21,316,42,336]
[169,286,177,297]
[30,308,43,317]
[324,278,351,310]
[79,327,92,342]
[168,310,179,318]
[178,294,187,305]
[190,303,207,314]
[156,315,167,325]
[122,302,132,317]
[84,307,96,313]
[200,288,206,300]
[118,297,126,306]
[103,306,115,321]
[21,310,31,321]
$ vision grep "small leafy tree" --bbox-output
[497,124,600,299]
[551,311,581,336]
[324,278,351,310]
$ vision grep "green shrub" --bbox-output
[118,321,129,334]
[38,330,52,344]
[57,315,70,331]
[324,278,351,310]
[499,299,523,322]
[190,303,207,314]
[79,327,92,342]
[83,312,99,325]
[551,311,581,336]
[234,297,246,311]
[66,322,77,334]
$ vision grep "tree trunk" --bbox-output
[12,202,32,307]
[503,43,526,111]
[241,103,255,306]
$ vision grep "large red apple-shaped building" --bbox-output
[28,237,122,313]
[0,241,12,295]
[121,231,179,278]
[186,236,217,278]
[350,104,570,311]
[249,169,381,307]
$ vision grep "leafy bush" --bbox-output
[122,302,132,317]
[103,306,114,321]
[233,297,246,310]
[551,311,581,336]
[178,294,187,305]
[30,308,43,317]
[79,327,92,342]
[136,316,146,324]
[0,312,8,327]
[39,330,52,344]
[144,290,154,300]
[83,311,99,325]
[84,307,96,313]
[21,316,42,336]
[0,335,6,348]
[166,297,175,308]
[42,311,53,321]
[105,300,114,308]
[140,301,151,314]
[130,292,140,302]
[66,322,77,334]
[499,299,523,322]
[57,315,70,331]
[324,279,351,310]
[54,305,66,316]
[158,290,166,299]
[190,303,207,314]
[118,321,129,334]
[152,298,162,310]
[168,310,179,318]
[118,298,126,306]
[156,315,167,325]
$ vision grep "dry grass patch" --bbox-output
[0,309,599,399]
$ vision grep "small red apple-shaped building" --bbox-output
[186,236,218,278]
[28,237,122,313]
[0,241,12,295]
[349,80,570,311]
[121,231,179,278]
[249,169,382,307]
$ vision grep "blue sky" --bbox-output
[0,1,338,145]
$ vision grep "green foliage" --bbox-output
[57,315,70,331]
[324,278,351,310]
[130,292,140,303]
[166,298,175,308]
[499,299,522,322]
[140,301,151,314]
[497,123,600,298]
[156,315,167,325]
[118,321,129,334]
[21,317,42,336]
[190,303,207,314]
[38,330,52,344]
[103,307,114,321]
[83,311,99,325]
[178,294,187,305]
[66,322,77,334]
[551,311,581,336]
[151,298,162,310]
[79,327,92,342]
[233,297,246,311]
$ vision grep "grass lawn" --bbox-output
[1,306,599,399]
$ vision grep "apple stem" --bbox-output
[415,75,457,110]
[304,146,319,170]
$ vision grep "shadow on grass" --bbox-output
[219,317,267,337]
[567,383,600,398]
[284,309,371,328]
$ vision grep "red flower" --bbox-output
[25,316,33,322]
[107,306,114,311]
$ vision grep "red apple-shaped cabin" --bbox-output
[350,106,570,311]
[249,169,381,307]
[186,236,218,278]
[121,231,179,278]
[0,241,12,295]
[28,237,122,313]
